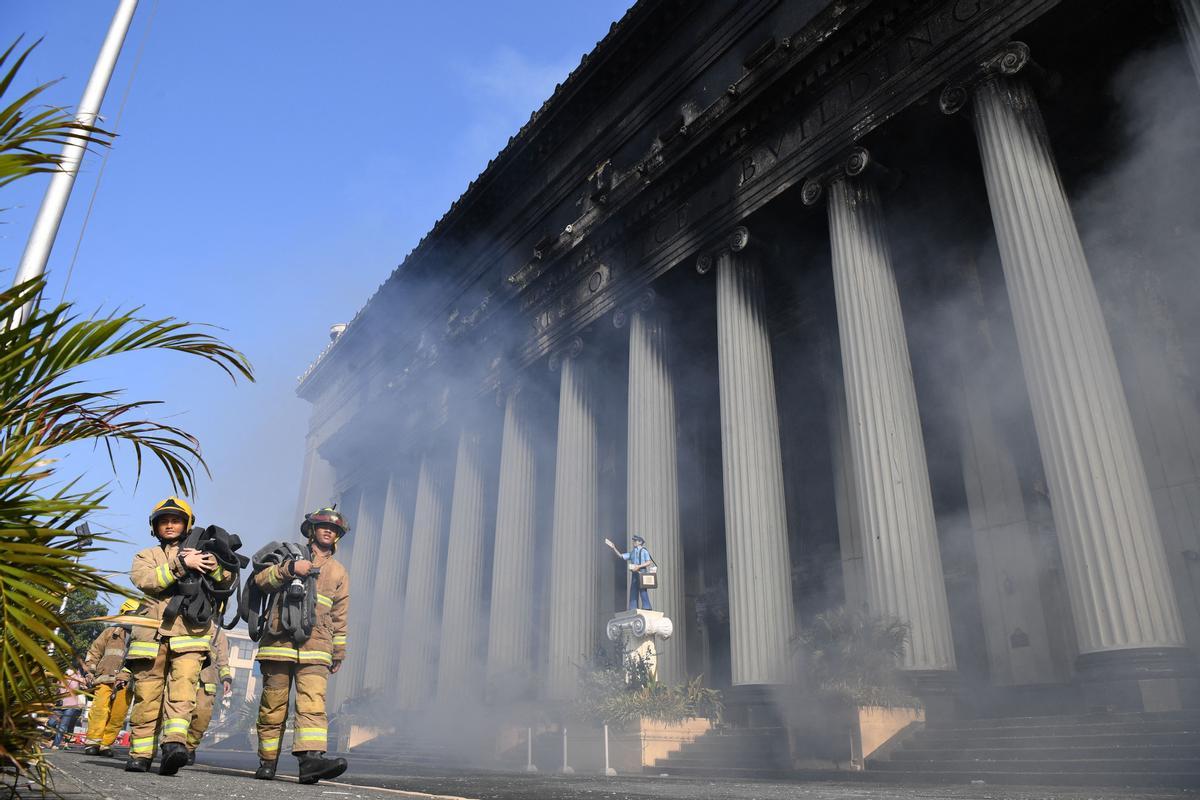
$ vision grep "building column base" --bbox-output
[1076,647,1199,712]
[907,670,960,722]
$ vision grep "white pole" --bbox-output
[560,726,573,775]
[12,0,138,299]
[603,723,616,776]
[525,727,537,773]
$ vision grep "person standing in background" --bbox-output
[50,667,86,749]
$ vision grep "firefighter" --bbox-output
[251,506,349,785]
[80,599,140,756]
[124,497,232,776]
[185,627,232,764]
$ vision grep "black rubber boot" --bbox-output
[158,742,188,776]
[83,744,100,756]
[253,759,277,780]
[297,752,347,785]
[186,749,196,766]
[124,756,151,773]
[98,747,113,757]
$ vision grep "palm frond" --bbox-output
[0,37,113,190]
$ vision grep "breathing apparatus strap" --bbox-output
[242,541,318,645]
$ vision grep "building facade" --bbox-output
[297,0,1200,719]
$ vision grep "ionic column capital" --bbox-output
[612,288,658,329]
[695,225,753,276]
[547,336,584,372]
[939,42,1055,116]
[800,147,900,207]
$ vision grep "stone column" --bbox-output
[363,469,416,695]
[396,452,451,709]
[947,48,1190,707]
[546,341,601,700]
[827,373,867,614]
[1174,0,1200,88]
[487,385,539,691]
[343,483,384,699]
[437,427,491,703]
[819,163,957,677]
[620,292,686,686]
[713,230,795,687]
[957,342,1061,686]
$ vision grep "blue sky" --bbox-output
[4,1,634,604]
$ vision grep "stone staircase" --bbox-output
[868,710,1200,787]
[647,726,793,779]
[348,731,473,771]
[650,711,1200,787]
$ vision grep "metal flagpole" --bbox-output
[11,0,138,312]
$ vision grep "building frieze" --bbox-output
[512,0,1059,365]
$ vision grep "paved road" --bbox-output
[22,748,1198,800]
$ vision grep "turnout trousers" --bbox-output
[187,683,217,750]
[83,683,132,747]
[256,661,329,759]
[127,644,203,757]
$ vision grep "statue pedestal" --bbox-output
[606,609,673,681]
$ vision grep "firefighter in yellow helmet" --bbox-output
[184,626,232,764]
[251,506,350,784]
[80,598,139,756]
[124,497,232,776]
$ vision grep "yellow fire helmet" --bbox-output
[119,598,139,614]
[149,496,195,533]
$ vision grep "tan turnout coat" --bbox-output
[253,542,348,666]
[126,541,235,658]
[199,628,232,693]
[82,626,129,685]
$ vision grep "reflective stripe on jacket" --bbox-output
[127,541,233,655]
[199,627,232,689]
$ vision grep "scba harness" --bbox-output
[160,525,250,631]
[242,541,320,645]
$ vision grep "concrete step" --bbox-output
[871,757,1200,774]
[916,719,1200,739]
[860,769,1200,788]
[915,730,1196,749]
[892,744,1200,761]
[643,763,797,780]
[924,710,1200,731]
[654,754,787,770]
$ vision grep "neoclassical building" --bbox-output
[296,0,1200,721]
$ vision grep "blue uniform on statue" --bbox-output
[621,536,652,611]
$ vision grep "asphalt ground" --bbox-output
[19,748,1198,800]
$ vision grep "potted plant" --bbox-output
[789,607,922,769]
[563,648,722,774]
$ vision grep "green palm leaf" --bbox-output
[0,37,256,777]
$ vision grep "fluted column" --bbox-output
[546,343,600,700]
[438,427,491,703]
[714,231,795,686]
[961,64,1188,677]
[1174,0,1200,88]
[623,295,686,686]
[825,170,957,675]
[827,373,867,613]
[396,452,451,709]
[343,484,384,698]
[363,470,416,695]
[487,386,539,689]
